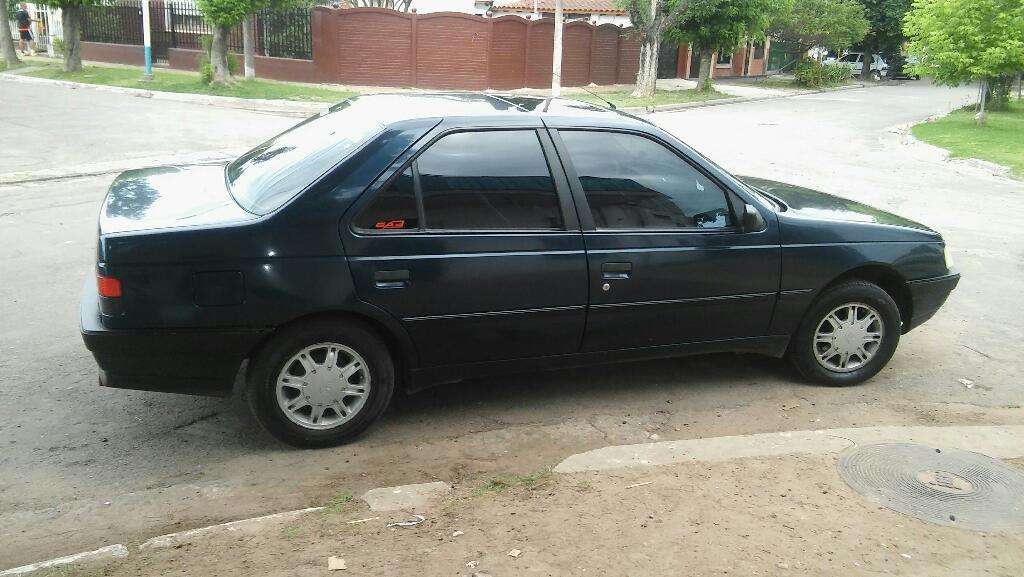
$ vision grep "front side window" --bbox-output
[560,131,733,230]
[416,130,562,230]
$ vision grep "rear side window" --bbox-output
[352,167,417,231]
[355,130,563,232]
[417,131,562,230]
[560,130,733,230]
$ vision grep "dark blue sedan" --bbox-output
[81,93,959,447]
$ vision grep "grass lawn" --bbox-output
[15,62,358,103]
[913,100,1024,177]
[572,88,731,109]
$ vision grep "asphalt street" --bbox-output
[1,79,1020,569]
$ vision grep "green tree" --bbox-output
[667,0,790,91]
[856,0,909,79]
[34,0,104,71]
[618,0,697,98]
[904,0,1024,123]
[199,0,304,84]
[770,0,869,53]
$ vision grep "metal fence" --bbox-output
[78,0,316,61]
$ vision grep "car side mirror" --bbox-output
[742,203,766,232]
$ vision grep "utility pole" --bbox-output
[141,0,153,80]
[551,0,563,96]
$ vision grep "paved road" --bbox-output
[0,80,296,175]
[1,79,1021,568]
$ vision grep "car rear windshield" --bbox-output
[227,99,386,215]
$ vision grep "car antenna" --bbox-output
[577,84,617,110]
[546,72,617,110]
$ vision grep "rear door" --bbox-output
[342,125,588,367]
[549,128,780,352]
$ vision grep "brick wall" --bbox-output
[78,8,769,89]
[313,8,646,90]
[166,48,315,83]
[81,42,145,66]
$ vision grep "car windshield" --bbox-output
[226,99,386,215]
[839,54,860,62]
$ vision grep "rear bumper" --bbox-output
[80,277,269,397]
[904,272,960,333]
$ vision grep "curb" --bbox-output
[0,545,128,576]
[0,72,329,117]
[885,116,1017,181]
[623,82,869,115]
[139,506,325,550]
[554,424,1024,473]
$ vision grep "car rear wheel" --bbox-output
[248,319,395,448]
[871,70,882,81]
[788,280,901,386]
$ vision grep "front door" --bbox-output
[550,128,780,352]
[343,127,588,367]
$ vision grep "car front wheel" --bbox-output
[789,280,901,386]
[248,319,395,448]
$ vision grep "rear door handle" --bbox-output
[373,269,410,289]
[601,261,632,280]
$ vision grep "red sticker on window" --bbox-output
[375,219,406,229]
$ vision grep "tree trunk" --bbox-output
[211,24,232,85]
[629,0,661,99]
[242,14,255,80]
[1,11,22,67]
[62,4,83,72]
[696,50,713,91]
[975,79,988,126]
[631,36,659,98]
[859,47,873,81]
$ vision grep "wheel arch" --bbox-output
[820,263,913,331]
[242,309,418,390]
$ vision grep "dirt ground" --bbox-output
[40,455,1024,577]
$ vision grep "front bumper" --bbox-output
[80,277,269,397]
[904,272,960,333]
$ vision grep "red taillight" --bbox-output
[97,274,122,298]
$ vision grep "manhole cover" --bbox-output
[837,443,1024,532]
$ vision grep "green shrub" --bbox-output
[795,58,849,88]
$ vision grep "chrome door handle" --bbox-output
[373,269,410,289]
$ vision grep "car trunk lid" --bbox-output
[99,164,258,236]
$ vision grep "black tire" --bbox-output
[788,280,901,386]
[871,70,882,81]
[247,318,395,448]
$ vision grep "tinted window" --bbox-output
[560,131,733,230]
[353,167,417,231]
[227,99,385,215]
[416,131,562,230]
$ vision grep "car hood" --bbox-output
[100,164,258,235]
[738,176,936,233]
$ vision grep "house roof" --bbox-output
[491,0,626,15]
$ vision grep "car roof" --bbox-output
[330,92,649,129]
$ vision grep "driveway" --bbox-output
[1,79,1020,570]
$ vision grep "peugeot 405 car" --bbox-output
[81,93,959,447]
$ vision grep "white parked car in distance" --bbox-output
[824,52,889,80]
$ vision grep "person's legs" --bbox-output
[19,30,31,54]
